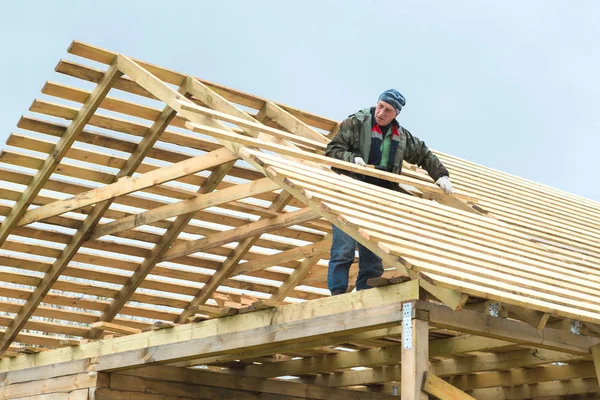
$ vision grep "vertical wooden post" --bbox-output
[402,302,429,399]
[592,343,600,384]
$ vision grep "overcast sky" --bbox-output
[1,0,598,201]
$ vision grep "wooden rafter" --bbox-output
[173,191,297,323]
[0,60,122,247]
[17,147,238,226]
[270,252,325,301]
[89,175,277,239]
[423,372,476,400]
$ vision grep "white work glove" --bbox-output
[354,156,367,166]
[435,176,453,195]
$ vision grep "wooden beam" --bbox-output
[0,372,101,399]
[235,333,516,380]
[270,243,328,302]
[0,59,121,246]
[238,345,404,378]
[0,359,91,385]
[417,272,465,310]
[0,281,420,373]
[110,368,398,400]
[18,147,238,226]
[184,78,318,150]
[163,207,319,262]
[505,304,550,329]
[423,372,476,400]
[592,343,600,384]
[185,121,476,204]
[263,100,330,144]
[170,325,404,368]
[99,302,408,371]
[90,175,277,239]
[91,321,142,335]
[449,361,597,391]
[230,238,330,276]
[402,306,429,400]
[416,300,598,355]
[429,335,514,356]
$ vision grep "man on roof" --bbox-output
[325,89,453,295]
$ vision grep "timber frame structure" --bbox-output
[0,41,599,399]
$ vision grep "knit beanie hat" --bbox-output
[378,89,406,115]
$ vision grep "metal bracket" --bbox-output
[488,302,499,317]
[570,320,582,335]
[402,303,413,350]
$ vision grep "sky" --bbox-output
[0,0,599,201]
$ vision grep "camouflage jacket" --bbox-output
[325,108,449,188]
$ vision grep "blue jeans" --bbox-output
[327,225,384,294]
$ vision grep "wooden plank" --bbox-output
[505,304,550,329]
[180,96,325,150]
[270,246,328,302]
[422,372,476,400]
[402,311,429,400]
[163,207,319,261]
[18,147,238,226]
[266,158,593,275]
[264,101,330,144]
[90,322,142,335]
[186,121,476,204]
[0,281,420,373]
[0,388,91,400]
[0,373,99,399]
[90,176,278,239]
[0,60,121,246]
[255,155,600,273]
[230,238,330,276]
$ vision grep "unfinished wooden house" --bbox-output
[0,41,598,400]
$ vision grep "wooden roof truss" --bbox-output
[0,41,599,399]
